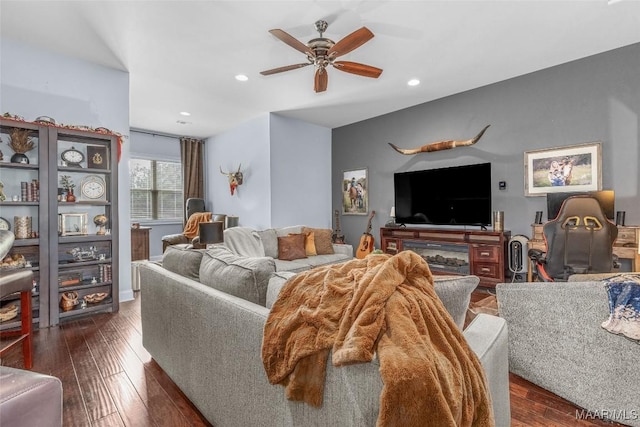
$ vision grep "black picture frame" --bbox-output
[87,145,109,170]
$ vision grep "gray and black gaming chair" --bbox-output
[528,195,619,281]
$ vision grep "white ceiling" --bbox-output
[1,1,640,138]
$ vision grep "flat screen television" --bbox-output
[546,190,615,220]
[394,163,492,226]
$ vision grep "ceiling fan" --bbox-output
[260,20,383,93]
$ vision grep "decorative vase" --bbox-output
[13,216,32,239]
[10,153,29,164]
[66,189,76,203]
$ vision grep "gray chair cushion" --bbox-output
[162,245,205,281]
[199,246,276,306]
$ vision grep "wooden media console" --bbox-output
[380,227,510,289]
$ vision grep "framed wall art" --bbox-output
[87,145,109,169]
[342,168,368,215]
[58,213,88,236]
[524,142,602,197]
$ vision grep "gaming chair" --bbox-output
[528,195,619,281]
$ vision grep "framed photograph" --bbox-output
[59,213,88,236]
[524,142,602,197]
[86,145,109,169]
[342,168,368,215]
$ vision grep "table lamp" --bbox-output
[386,206,396,227]
[199,221,225,248]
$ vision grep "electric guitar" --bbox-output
[356,210,376,259]
[332,210,345,244]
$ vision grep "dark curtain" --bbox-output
[180,137,204,221]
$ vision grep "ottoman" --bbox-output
[0,366,62,427]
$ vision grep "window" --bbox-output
[130,158,183,221]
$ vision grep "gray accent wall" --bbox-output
[332,43,640,249]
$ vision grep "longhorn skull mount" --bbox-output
[388,125,490,155]
[220,164,244,195]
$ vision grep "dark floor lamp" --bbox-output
[199,221,225,248]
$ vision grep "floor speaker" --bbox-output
[508,235,529,275]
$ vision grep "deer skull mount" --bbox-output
[220,164,244,195]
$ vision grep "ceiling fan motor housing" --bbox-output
[308,38,334,67]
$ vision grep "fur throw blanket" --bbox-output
[262,251,494,426]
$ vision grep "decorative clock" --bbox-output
[0,217,10,231]
[61,146,84,167]
[80,175,106,200]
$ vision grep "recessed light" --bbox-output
[407,79,420,87]
[179,111,191,116]
[235,74,249,82]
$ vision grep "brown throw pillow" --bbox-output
[278,234,307,261]
[302,227,334,255]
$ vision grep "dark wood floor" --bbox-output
[1,291,622,427]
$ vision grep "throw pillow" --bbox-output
[302,227,335,255]
[162,245,204,281]
[257,229,279,259]
[199,246,276,306]
[278,234,307,261]
[305,232,317,256]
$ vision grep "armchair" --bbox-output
[162,211,227,252]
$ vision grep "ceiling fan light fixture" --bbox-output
[261,20,381,93]
[235,74,249,82]
[407,79,420,87]
[179,111,191,116]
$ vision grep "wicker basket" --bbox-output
[0,304,18,322]
[60,291,79,312]
[84,292,108,304]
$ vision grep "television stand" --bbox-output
[380,227,510,289]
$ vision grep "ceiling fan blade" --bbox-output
[260,63,311,76]
[327,27,374,58]
[268,29,315,57]
[333,61,382,78]
[314,68,328,93]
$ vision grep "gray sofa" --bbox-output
[497,279,639,427]
[222,225,353,273]
[140,246,511,426]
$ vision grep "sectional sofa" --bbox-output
[139,242,511,426]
